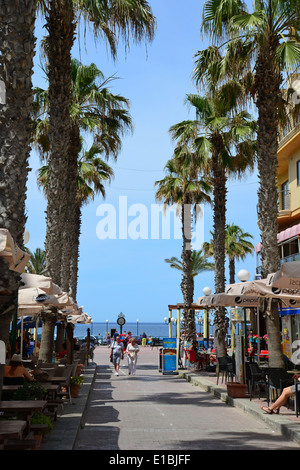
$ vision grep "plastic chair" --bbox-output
[249,363,267,401]
[216,357,235,384]
[3,377,24,385]
[57,364,74,404]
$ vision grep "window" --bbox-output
[297,160,300,186]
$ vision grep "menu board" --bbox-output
[162,338,178,375]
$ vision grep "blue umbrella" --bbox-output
[17,316,42,330]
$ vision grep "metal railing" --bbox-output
[278,189,291,212]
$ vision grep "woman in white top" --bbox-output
[126,337,139,375]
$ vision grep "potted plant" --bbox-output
[12,382,47,400]
[70,375,84,398]
[30,411,54,449]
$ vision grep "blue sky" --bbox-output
[25,0,260,323]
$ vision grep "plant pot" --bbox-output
[70,383,81,398]
[226,382,248,398]
[33,433,43,450]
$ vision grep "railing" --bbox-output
[278,189,291,212]
[256,252,300,274]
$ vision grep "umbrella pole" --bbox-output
[20,314,24,358]
[257,307,260,366]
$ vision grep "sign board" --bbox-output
[282,315,292,359]
[162,338,178,375]
[0,340,5,364]
[230,307,251,322]
[235,335,243,383]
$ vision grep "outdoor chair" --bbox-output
[57,364,74,404]
[3,377,24,385]
[266,367,294,411]
[216,356,235,385]
[249,363,267,401]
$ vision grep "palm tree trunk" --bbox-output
[44,0,76,287]
[69,201,81,301]
[229,257,235,284]
[60,123,80,295]
[0,0,37,349]
[181,199,196,341]
[255,42,283,368]
[39,308,58,363]
[211,139,227,356]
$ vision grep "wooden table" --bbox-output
[0,400,47,432]
[2,384,60,400]
[0,420,27,440]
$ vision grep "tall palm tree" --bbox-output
[37,143,114,298]
[201,0,300,367]
[165,249,215,300]
[33,58,132,299]
[155,159,212,341]
[170,92,256,355]
[0,0,37,349]
[43,0,156,291]
[203,224,254,284]
[226,223,254,283]
[26,248,47,275]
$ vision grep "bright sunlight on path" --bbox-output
[74,346,300,451]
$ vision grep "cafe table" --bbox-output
[0,400,47,433]
[0,420,27,440]
[2,383,60,401]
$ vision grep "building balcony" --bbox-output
[278,189,291,214]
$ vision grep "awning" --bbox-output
[256,223,300,252]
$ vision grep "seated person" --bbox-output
[57,342,67,359]
[4,354,34,383]
[261,373,300,415]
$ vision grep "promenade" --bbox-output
[41,345,300,452]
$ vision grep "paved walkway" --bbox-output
[40,346,300,451]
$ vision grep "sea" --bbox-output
[73,321,215,340]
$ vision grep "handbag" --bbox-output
[110,355,113,363]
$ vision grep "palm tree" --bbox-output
[201,0,300,367]
[203,224,254,284]
[170,92,256,355]
[0,0,37,349]
[37,143,114,298]
[165,249,215,299]
[26,248,47,275]
[33,58,132,299]
[155,159,212,341]
[43,0,156,291]
[226,223,254,283]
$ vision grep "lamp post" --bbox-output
[136,319,139,336]
[106,320,108,334]
[203,286,211,349]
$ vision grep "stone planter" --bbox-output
[226,382,248,398]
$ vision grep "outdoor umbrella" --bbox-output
[266,261,300,290]
[0,228,30,273]
[20,272,63,295]
[67,312,92,324]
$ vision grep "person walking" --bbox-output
[110,335,124,376]
[142,332,147,347]
[126,337,140,376]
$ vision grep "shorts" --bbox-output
[113,355,121,364]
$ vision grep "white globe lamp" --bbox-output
[237,269,250,282]
[203,286,212,296]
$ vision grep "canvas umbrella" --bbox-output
[266,261,300,291]
[0,228,30,273]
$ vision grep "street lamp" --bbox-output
[136,319,139,336]
[106,320,108,333]
[203,286,211,350]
